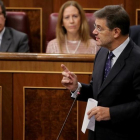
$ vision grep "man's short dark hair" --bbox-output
[94,5,130,35]
[0,1,6,18]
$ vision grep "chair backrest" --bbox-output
[129,25,140,47]
[46,13,96,47]
[5,11,32,51]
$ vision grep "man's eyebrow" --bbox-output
[95,23,101,26]
[96,24,102,28]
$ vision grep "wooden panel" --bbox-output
[125,0,140,25]
[0,73,13,140]
[0,53,94,140]
[24,88,77,140]
[76,0,125,9]
[83,8,100,13]
[53,0,125,12]
[0,53,93,140]
[0,86,2,140]
[13,73,90,140]
[6,7,42,53]
[8,0,33,6]
[136,9,140,25]
[33,0,53,52]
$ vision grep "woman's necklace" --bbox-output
[65,35,81,54]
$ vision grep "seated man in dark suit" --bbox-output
[0,0,29,52]
[129,25,140,47]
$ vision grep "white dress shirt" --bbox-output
[111,37,130,68]
[0,27,5,47]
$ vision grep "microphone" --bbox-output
[56,91,80,140]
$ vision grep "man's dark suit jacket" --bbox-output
[0,27,29,52]
[78,39,140,140]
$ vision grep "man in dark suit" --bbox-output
[129,25,140,47]
[0,0,29,52]
[61,5,140,140]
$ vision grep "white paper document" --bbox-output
[81,98,98,133]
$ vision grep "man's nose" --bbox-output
[93,28,98,35]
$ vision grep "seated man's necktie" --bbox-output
[104,51,115,80]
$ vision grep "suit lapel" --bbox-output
[99,57,125,93]
[98,40,133,94]
[92,47,109,99]
[0,28,12,52]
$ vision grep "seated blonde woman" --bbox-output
[46,1,100,54]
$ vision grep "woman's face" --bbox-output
[62,5,81,35]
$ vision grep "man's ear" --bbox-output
[113,28,121,38]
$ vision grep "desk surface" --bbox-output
[0,53,95,73]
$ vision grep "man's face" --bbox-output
[93,18,114,49]
[0,6,5,32]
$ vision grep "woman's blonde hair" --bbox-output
[56,1,91,48]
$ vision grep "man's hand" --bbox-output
[61,64,78,91]
[87,106,111,121]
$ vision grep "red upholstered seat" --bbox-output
[46,13,96,47]
[85,13,96,40]
[5,11,32,51]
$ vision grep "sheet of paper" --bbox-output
[81,98,98,133]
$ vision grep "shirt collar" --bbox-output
[112,37,130,58]
[0,27,5,40]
